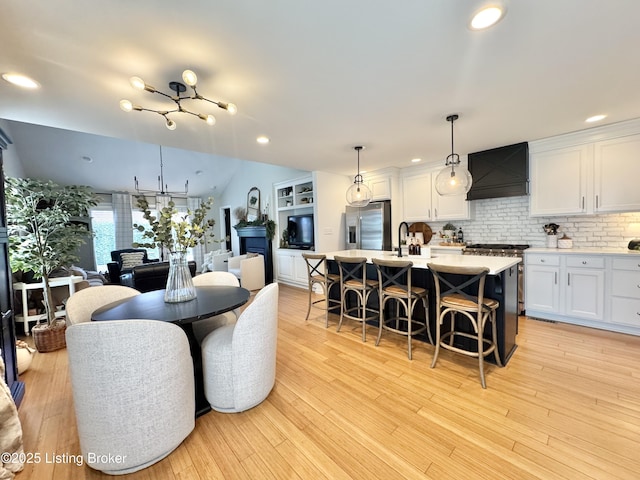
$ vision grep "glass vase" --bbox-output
[164,251,196,303]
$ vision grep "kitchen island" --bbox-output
[321,249,521,365]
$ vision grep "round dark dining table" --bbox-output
[92,286,250,417]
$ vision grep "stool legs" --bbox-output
[338,288,374,342]
[431,309,501,388]
[304,284,314,321]
[377,296,428,360]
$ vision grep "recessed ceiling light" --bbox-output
[2,72,40,89]
[411,158,422,163]
[469,5,506,30]
[586,114,607,123]
[257,136,270,144]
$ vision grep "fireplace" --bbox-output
[234,226,273,284]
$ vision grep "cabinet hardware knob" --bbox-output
[582,261,587,264]
[541,259,545,263]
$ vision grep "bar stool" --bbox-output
[372,259,431,360]
[334,255,379,342]
[301,253,341,327]
[427,263,503,388]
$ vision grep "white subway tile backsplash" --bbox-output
[426,195,640,248]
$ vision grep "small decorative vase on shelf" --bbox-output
[164,251,196,303]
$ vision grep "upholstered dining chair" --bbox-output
[65,285,140,325]
[191,272,242,343]
[201,282,279,413]
[66,319,195,475]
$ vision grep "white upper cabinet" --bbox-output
[530,119,640,216]
[366,175,392,201]
[432,179,471,221]
[530,144,590,216]
[401,168,470,222]
[594,133,640,213]
[402,172,433,222]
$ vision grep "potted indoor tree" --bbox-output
[5,178,98,352]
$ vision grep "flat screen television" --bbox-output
[287,214,314,249]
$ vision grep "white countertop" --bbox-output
[526,247,640,256]
[321,249,520,275]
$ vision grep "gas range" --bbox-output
[463,243,529,314]
[463,243,530,257]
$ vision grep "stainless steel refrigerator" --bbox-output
[345,200,392,250]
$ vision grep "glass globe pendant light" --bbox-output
[346,146,372,207]
[435,114,473,196]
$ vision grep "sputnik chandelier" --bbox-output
[120,69,237,130]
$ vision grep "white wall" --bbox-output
[426,195,640,249]
[0,120,26,178]
[313,170,351,251]
[214,160,308,255]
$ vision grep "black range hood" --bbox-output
[466,141,529,200]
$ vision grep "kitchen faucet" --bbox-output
[397,222,409,257]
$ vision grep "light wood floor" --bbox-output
[15,284,640,479]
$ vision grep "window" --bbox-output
[91,196,194,272]
[91,209,116,272]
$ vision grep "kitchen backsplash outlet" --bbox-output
[427,195,640,249]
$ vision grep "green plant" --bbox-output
[5,178,98,325]
[280,228,289,248]
[233,217,277,241]
[133,196,216,254]
[442,222,456,231]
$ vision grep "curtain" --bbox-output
[112,193,133,250]
[188,197,205,270]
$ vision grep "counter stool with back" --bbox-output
[301,253,341,327]
[372,258,431,360]
[334,255,379,342]
[427,263,503,388]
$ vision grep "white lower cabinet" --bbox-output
[565,258,605,321]
[526,251,640,335]
[275,249,309,288]
[525,263,560,314]
[609,257,640,328]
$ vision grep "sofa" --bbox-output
[227,253,265,291]
[107,249,159,284]
[121,261,197,293]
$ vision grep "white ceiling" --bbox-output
[2,0,640,197]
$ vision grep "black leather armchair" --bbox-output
[121,261,197,293]
[107,248,159,284]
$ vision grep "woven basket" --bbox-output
[32,319,67,353]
